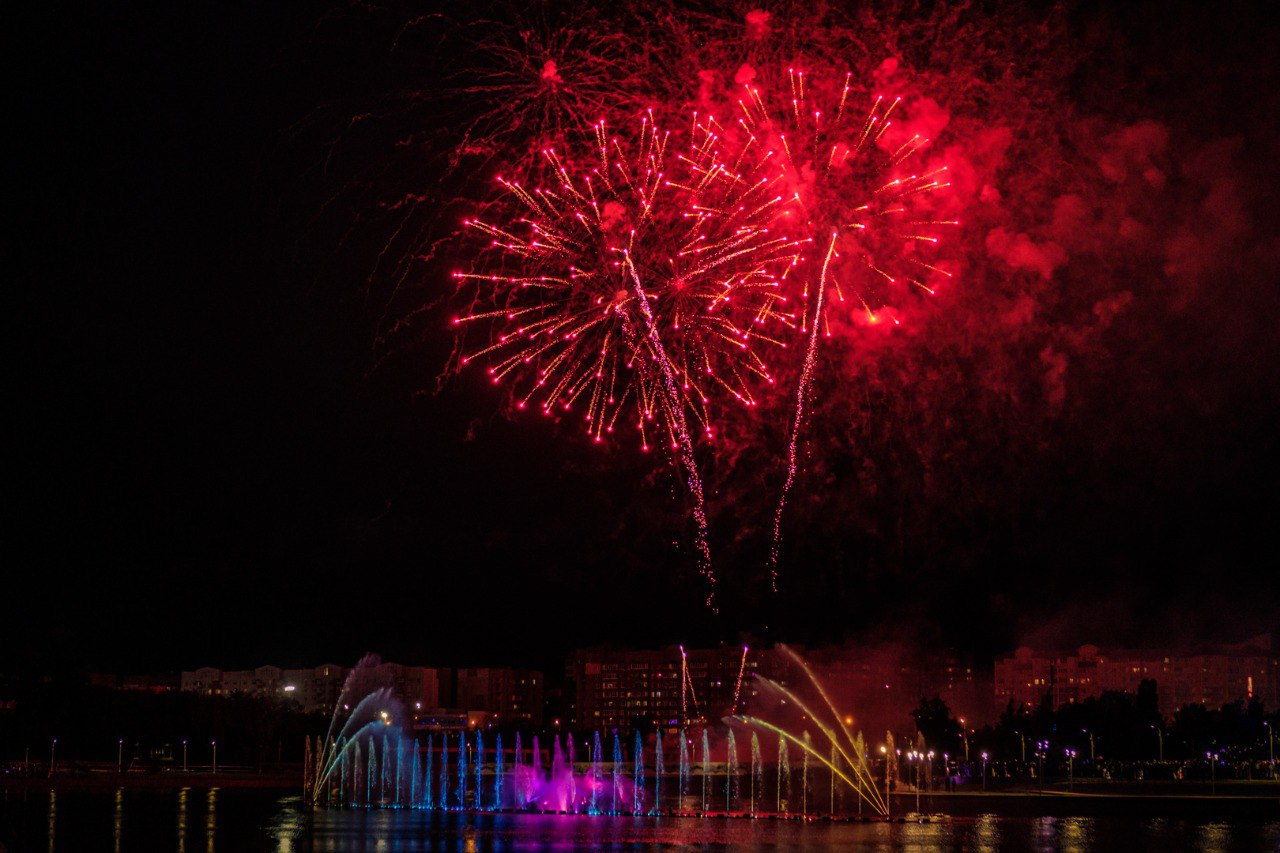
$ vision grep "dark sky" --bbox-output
[10,0,1280,675]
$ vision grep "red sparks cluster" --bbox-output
[449,66,956,606]
[733,69,955,333]
[453,112,807,450]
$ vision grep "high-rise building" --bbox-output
[179,661,444,714]
[455,667,544,726]
[994,636,1277,717]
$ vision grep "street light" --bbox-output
[212,740,218,775]
[118,739,124,774]
[880,745,890,818]
[1065,749,1077,791]
[49,738,57,778]
[1206,751,1218,795]
[1150,724,1164,762]
[1036,740,1048,791]
[182,739,188,772]
[1265,721,1275,780]
[981,752,989,791]
[1081,729,1095,761]
[906,751,921,814]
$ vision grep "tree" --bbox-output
[911,696,963,752]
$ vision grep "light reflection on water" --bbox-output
[1197,821,1233,853]
[177,786,189,853]
[5,789,1279,851]
[46,789,55,853]
[206,787,218,853]
[113,787,123,853]
[973,812,1000,851]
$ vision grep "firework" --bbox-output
[734,68,955,326]
[438,5,651,174]
[453,111,807,605]
[453,113,804,446]
[728,69,954,586]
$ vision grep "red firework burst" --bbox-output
[721,68,956,587]
[452,111,806,451]
[733,68,955,330]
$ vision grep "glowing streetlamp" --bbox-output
[49,738,57,778]
[1206,751,1219,795]
[907,751,921,813]
[1080,728,1095,760]
[880,745,890,818]
[117,739,124,774]
[1036,740,1048,791]
[980,751,989,791]
[1150,724,1164,762]
[1065,748,1077,791]
[211,740,218,775]
[182,739,188,772]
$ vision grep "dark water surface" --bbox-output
[2,787,1279,851]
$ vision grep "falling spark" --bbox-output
[770,231,836,590]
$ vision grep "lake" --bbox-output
[2,786,1279,851]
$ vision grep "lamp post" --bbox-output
[1037,741,1048,791]
[182,740,188,772]
[1081,729,1095,761]
[1150,725,1164,762]
[1066,749,1076,792]
[1265,721,1275,780]
[49,738,57,778]
[980,752,989,791]
[118,739,124,774]
[880,745,890,819]
[1206,752,1218,795]
[959,719,969,761]
[909,752,921,814]
[212,740,218,775]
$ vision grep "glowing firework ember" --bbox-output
[443,8,649,172]
[453,112,808,606]
[727,70,955,586]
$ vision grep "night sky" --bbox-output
[10,0,1280,676]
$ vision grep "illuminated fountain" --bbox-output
[307,650,894,819]
[730,645,889,817]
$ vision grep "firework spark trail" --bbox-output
[625,253,716,609]
[729,644,749,714]
[769,230,837,591]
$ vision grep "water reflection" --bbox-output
[12,787,1280,852]
[1058,816,1094,853]
[1197,821,1232,853]
[268,795,304,852]
[973,812,1000,852]
[177,786,189,853]
[47,789,55,853]
[1034,814,1056,850]
[113,787,124,853]
[206,787,218,852]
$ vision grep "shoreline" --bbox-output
[1,771,298,790]
[4,778,1276,819]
